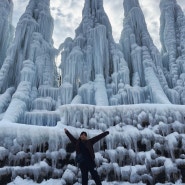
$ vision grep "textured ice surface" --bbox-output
[1,0,185,184]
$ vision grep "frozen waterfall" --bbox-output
[0,0,185,184]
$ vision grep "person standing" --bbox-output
[64,128,109,185]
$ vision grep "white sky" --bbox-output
[12,0,185,49]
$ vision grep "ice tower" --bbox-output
[59,0,130,106]
[119,0,173,104]
[0,0,14,68]
[160,0,185,104]
[0,0,59,124]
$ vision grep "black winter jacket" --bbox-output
[65,130,109,160]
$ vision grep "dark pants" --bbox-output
[79,161,102,185]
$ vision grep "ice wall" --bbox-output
[0,0,14,68]
[1,104,185,184]
[160,0,185,104]
[0,0,185,125]
[1,0,185,126]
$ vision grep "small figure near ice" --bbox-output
[64,128,109,185]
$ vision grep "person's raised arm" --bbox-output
[64,128,77,144]
[90,131,109,144]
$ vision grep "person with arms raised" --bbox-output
[64,128,109,185]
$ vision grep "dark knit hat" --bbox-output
[80,131,87,136]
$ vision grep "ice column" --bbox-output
[0,0,57,93]
[119,0,171,104]
[0,0,14,68]
[60,0,129,105]
[160,0,185,104]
